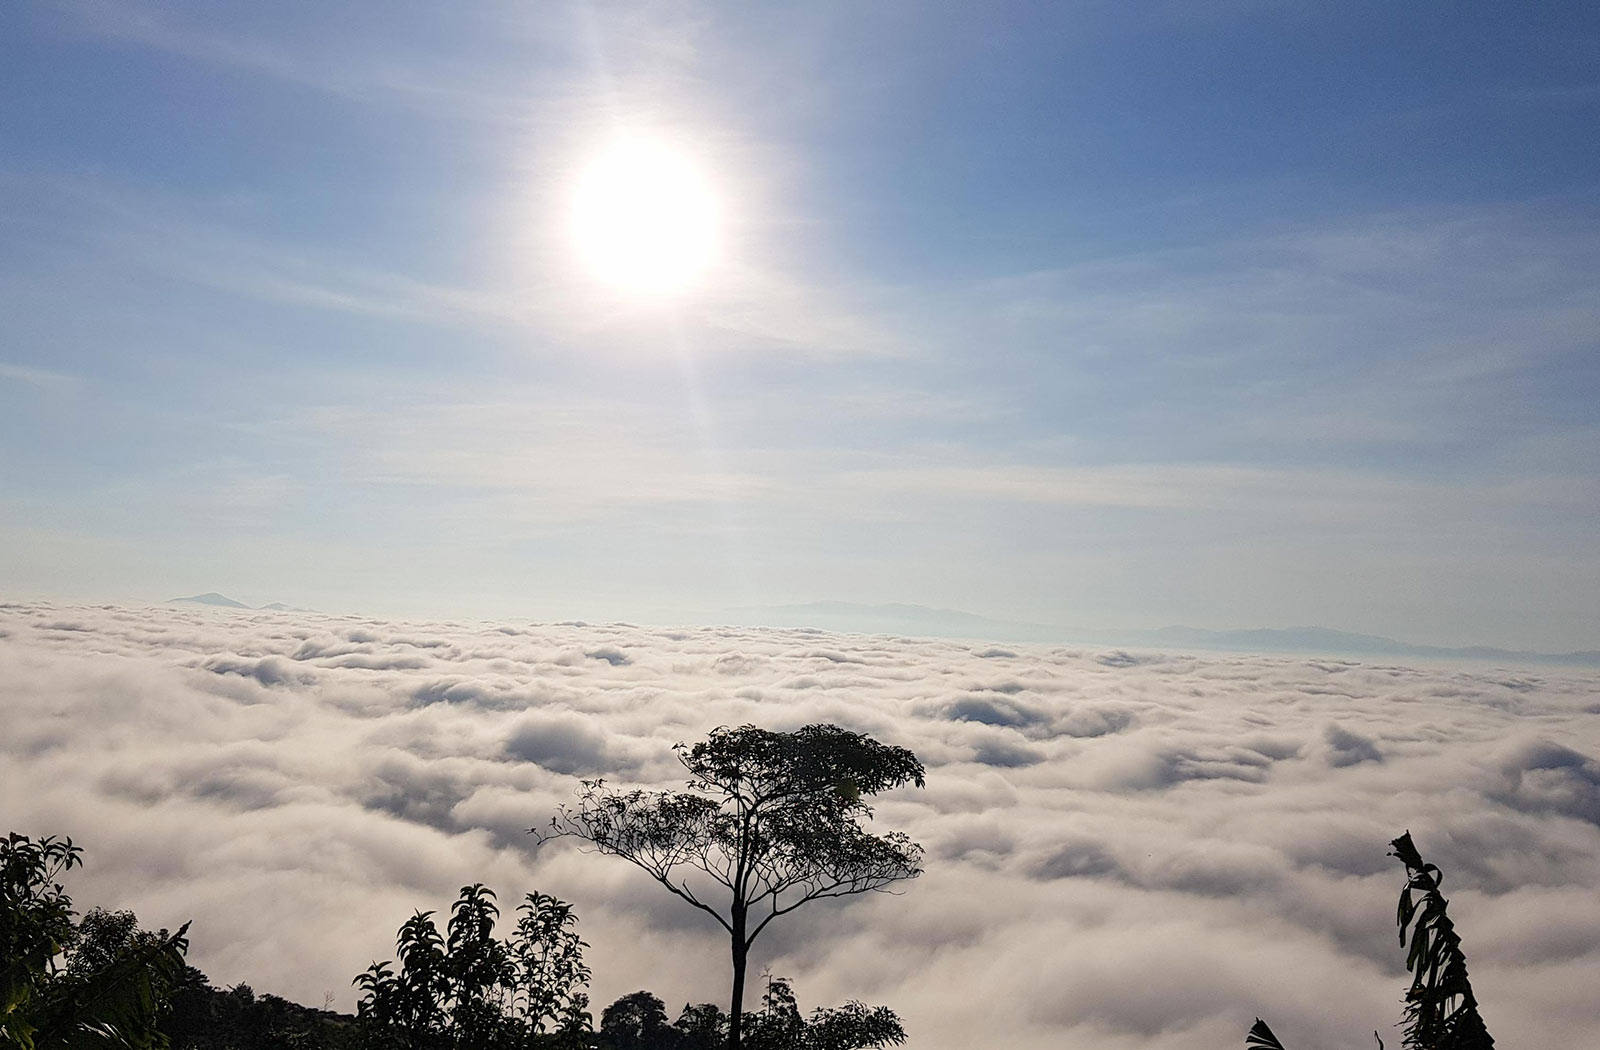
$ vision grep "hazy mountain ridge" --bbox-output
[727,601,1600,667]
[169,593,304,612]
[167,593,1597,665]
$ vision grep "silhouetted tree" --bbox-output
[63,910,144,979]
[594,980,904,1050]
[598,992,671,1050]
[165,979,355,1050]
[667,1003,723,1050]
[538,724,924,1050]
[2,833,190,1050]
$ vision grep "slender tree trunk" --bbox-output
[729,905,748,1050]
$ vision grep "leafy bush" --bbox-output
[353,885,590,1050]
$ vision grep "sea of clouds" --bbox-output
[2,599,1598,1050]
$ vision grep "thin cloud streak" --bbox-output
[0,362,79,390]
[50,0,556,125]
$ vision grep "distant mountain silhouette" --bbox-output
[725,601,1600,667]
[167,594,309,612]
[169,592,251,608]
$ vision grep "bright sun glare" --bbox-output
[570,137,720,296]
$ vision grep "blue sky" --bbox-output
[2,0,1598,649]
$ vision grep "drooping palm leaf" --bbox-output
[1390,833,1494,1050]
[1246,1017,1289,1050]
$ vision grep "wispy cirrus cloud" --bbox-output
[0,362,79,390]
[47,0,557,123]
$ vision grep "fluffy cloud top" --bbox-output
[2,600,1598,1050]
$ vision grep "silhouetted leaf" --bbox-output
[1389,832,1495,1050]
[1247,1017,1289,1050]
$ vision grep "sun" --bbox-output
[570,137,720,296]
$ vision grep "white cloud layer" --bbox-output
[3,600,1598,1049]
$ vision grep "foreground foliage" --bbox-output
[1,833,189,1050]
[591,978,905,1050]
[1390,832,1494,1050]
[165,980,355,1050]
[353,885,591,1049]
[354,885,907,1050]
[13,795,1515,1049]
[1250,832,1495,1050]
[741,976,906,1050]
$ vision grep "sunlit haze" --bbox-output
[1,3,1597,649]
[571,137,720,295]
